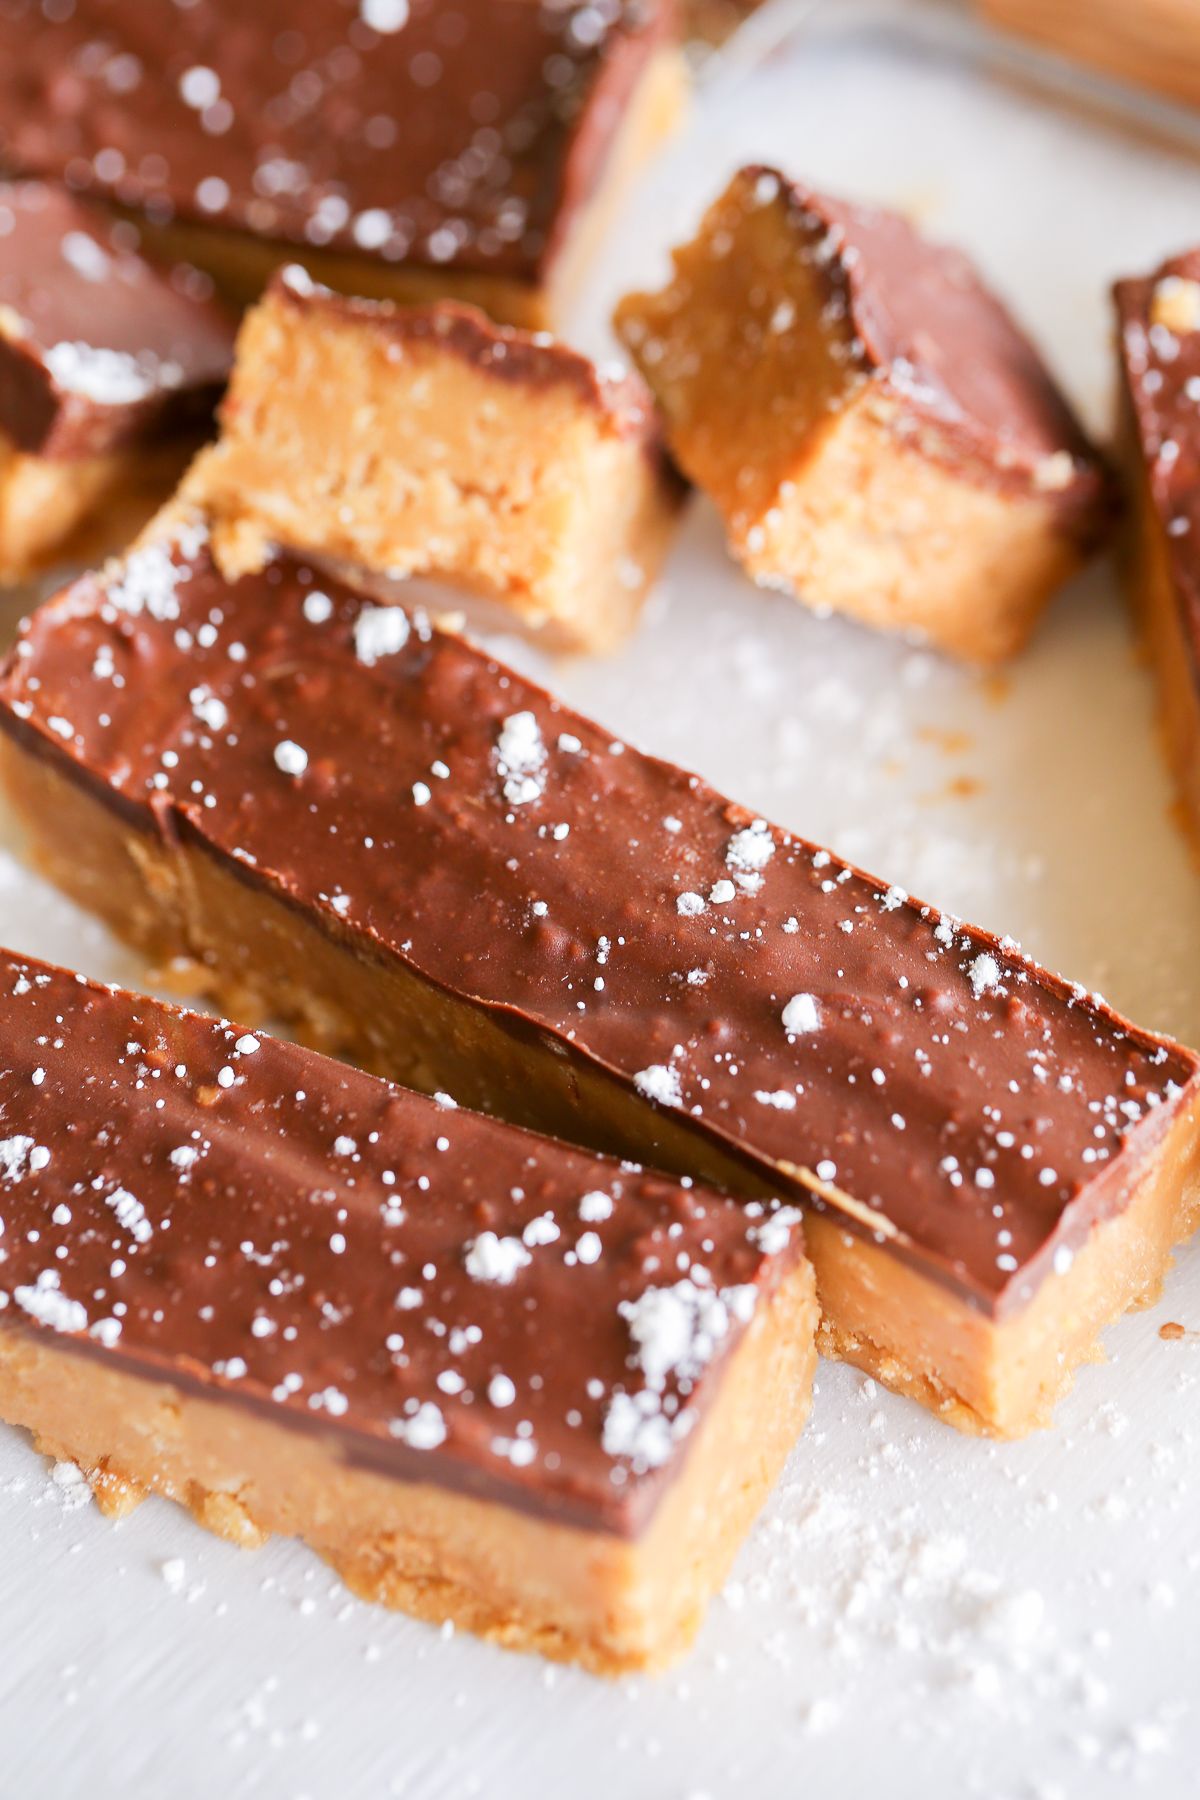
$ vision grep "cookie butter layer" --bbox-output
[1,521,1197,1433]
[1114,251,1200,846]
[0,0,683,327]
[614,167,1111,661]
[185,272,685,651]
[0,180,234,578]
[0,945,813,1672]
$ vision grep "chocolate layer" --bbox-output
[0,181,234,459]
[1114,249,1200,676]
[0,0,673,287]
[0,944,799,1537]
[1,518,1194,1319]
[745,167,1108,534]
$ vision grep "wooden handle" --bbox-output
[981,0,1200,112]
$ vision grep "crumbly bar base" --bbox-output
[808,1094,1200,1434]
[5,735,1194,1437]
[0,1258,816,1674]
[109,49,686,330]
[730,395,1086,664]
[0,430,197,583]
[615,180,1088,662]
[185,299,683,654]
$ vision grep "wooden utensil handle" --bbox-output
[981,0,1200,111]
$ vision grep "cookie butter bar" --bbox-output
[614,167,1112,661]
[0,946,814,1673]
[0,182,234,579]
[0,0,684,329]
[185,271,685,652]
[1,515,1196,1436]
[1114,251,1200,846]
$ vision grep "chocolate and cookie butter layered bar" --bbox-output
[0,181,233,578]
[0,0,684,327]
[0,945,814,1672]
[1,514,1195,1438]
[615,167,1112,660]
[1114,250,1200,848]
[187,270,686,653]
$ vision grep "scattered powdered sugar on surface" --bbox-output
[462,1231,531,1285]
[388,1401,446,1450]
[725,818,775,893]
[632,1062,683,1109]
[602,1277,755,1472]
[494,711,547,807]
[11,1271,87,1335]
[781,993,821,1036]
[105,1186,152,1246]
[44,341,182,403]
[103,516,209,622]
[0,1135,48,1181]
[968,951,1004,1000]
[273,740,309,778]
[353,605,410,667]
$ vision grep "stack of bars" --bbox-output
[0,1,1197,1669]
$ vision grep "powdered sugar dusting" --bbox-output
[494,711,546,807]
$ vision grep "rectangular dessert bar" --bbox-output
[0,513,1197,1437]
[614,166,1112,661]
[1113,251,1200,848]
[0,181,235,580]
[0,0,684,329]
[0,944,814,1674]
[186,270,686,653]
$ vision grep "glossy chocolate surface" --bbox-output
[0,945,796,1537]
[1115,249,1200,674]
[1,520,1193,1318]
[749,167,1108,532]
[0,181,234,458]
[0,0,672,285]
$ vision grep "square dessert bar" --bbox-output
[1,515,1196,1438]
[0,0,684,329]
[1114,251,1200,847]
[0,945,815,1674]
[0,182,235,580]
[185,271,686,653]
[614,167,1112,661]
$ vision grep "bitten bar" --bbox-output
[0,181,234,578]
[0,0,684,329]
[0,945,814,1673]
[0,516,1197,1437]
[614,167,1112,660]
[1114,250,1200,848]
[185,271,685,652]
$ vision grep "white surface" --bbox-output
[2,5,1200,1795]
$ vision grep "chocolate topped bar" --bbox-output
[0,0,678,314]
[622,167,1108,535]
[185,269,684,651]
[0,943,802,1538]
[2,516,1194,1334]
[0,180,234,458]
[614,167,1111,663]
[771,175,1105,524]
[1114,250,1200,672]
